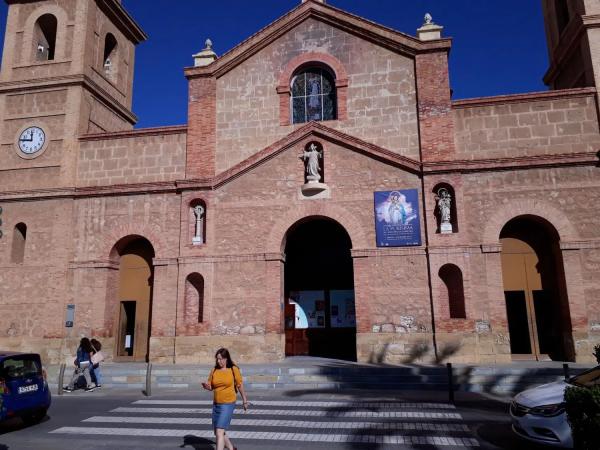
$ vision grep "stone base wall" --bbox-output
[170,334,285,364]
[1,331,597,365]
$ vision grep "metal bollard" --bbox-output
[446,362,454,404]
[563,363,570,381]
[57,363,66,396]
[144,362,152,397]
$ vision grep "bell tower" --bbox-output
[542,0,600,89]
[0,0,146,190]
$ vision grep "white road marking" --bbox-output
[50,427,479,446]
[133,399,456,409]
[111,406,462,419]
[83,415,471,432]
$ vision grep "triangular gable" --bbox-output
[177,122,421,190]
[184,0,451,79]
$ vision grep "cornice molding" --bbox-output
[451,87,597,109]
[423,151,598,174]
[80,125,187,141]
[178,121,422,192]
[0,74,138,125]
[0,130,597,201]
[94,0,147,44]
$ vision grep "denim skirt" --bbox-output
[212,402,236,429]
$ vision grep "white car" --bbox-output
[510,365,600,448]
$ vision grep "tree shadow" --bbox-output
[180,434,214,450]
[368,343,389,364]
[402,341,431,364]
[435,342,461,364]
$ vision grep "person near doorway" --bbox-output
[201,348,249,450]
[90,338,104,388]
[63,337,96,392]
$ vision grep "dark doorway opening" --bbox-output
[117,301,136,357]
[500,216,574,362]
[284,218,356,361]
[112,236,155,362]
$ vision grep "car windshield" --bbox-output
[570,367,600,388]
[0,357,41,380]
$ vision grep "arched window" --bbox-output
[103,33,118,78]
[291,67,336,124]
[11,223,27,264]
[184,273,205,323]
[439,264,466,319]
[33,14,57,61]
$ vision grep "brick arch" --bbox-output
[22,4,69,62]
[276,52,349,125]
[102,223,168,260]
[482,198,579,243]
[266,203,369,254]
[278,52,349,88]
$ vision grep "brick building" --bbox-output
[0,0,598,365]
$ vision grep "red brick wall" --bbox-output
[415,51,455,162]
[187,77,216,179]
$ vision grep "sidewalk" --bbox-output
[47,356,594,400]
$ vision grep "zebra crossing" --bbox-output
[49,397,481,448]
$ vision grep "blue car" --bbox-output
[0,352,51,424]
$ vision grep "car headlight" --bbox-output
[529,403,565,417]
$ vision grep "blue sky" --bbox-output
[0,0,549,129]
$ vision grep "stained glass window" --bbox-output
[291,68,336,124]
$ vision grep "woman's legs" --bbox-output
[93,365,103,386]
[223,433,235,449]
[82,366,93,388]
[214,428,226,450]
[66,369,80,389]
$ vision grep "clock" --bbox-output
[17,126,46,156]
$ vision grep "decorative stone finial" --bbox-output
[417,13,443,41]
[193,38,217,67]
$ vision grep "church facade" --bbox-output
[0,0,599,365]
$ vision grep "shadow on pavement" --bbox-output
[180,434,214,449]
[475,422,548,450]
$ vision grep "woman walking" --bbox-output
[202,348,248,450]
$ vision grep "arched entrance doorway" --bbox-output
[500,216,574,361]
[111,236,155,362]
[283,217,356,361]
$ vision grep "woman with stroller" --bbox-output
[63,337,96,392]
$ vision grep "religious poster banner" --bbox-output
[374,189,421,247]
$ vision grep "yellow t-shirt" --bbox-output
[208,366,243,404]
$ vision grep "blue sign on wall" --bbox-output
[374,189,422,247]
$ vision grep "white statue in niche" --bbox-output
[436,188,453,234]
[192,204,205,245]
[299,143,323,182]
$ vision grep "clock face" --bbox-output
[18,126,46,154]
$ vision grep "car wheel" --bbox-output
[22,408,47,425]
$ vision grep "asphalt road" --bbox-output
[0,388,555,450]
